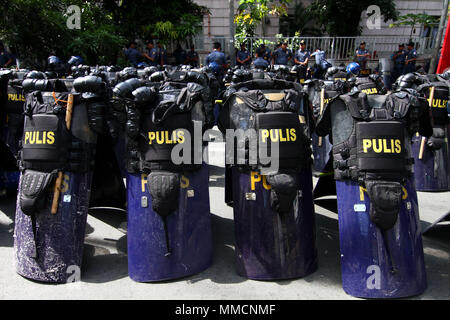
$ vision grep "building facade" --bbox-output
[193,0,446,65]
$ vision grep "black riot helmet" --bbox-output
[440,69,450,80]
[393,73,416,91]
[25,70,46,79]
[325,66,338,80]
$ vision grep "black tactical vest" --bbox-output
[318,91,423,183]
[18,78,101,217]
[219,79,312,172]
[125,73,211,174]
[316,91,430,232]
[121,70,214,256]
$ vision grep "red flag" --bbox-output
[437,18,450,73]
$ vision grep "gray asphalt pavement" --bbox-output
[0,142,449,300]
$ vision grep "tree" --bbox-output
[0,0,207,68]
[102,0,208,43]
[234,0,291,40]
[0,0,126,67]
[389,13,439,38]
[307,0,398,36]
[279,2,321,37]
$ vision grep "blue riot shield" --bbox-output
[127,164,212,282]
[231,168,317,280]
[336,179,427,298]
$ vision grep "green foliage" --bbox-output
[389,13,439,37]
[279,3,321,36]
[153,13,203,43]
[103,0,208,41]
[0,0,207,68]
[234,0,291,38]
[308,0,398,36]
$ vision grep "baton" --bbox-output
[318,88,325,147]
[51,94,74,214]
[418,86,434,160]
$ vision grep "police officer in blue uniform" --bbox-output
[272,42,292,65]
[405,41,418,74]
[355,41,370,70]
[236,43,251,68]
[259,43,271,62]
[143,41,158,67]
[252,48,269,70]
[0,44,13,68]
[311,48,331,79]
[294,40,310,65]
[391,43,406,81]
[186,45,199,68]
[124,41,142,67]
[206,42,228,77]
[294,40,310,81]
[173,43,187,66]
[156,41,167,67]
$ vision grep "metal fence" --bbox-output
[192,35,434,61]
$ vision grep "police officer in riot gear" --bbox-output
[347,62,386,95]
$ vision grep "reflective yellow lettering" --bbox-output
[394,139,401,153]
[360,186,366,201]
[285,128,290,142]
[290,128,296,141]
[279,129,287,142]
[61,174,70,193]
[373,139,382,153]
[148,132,156,144]
[383,139,391,153]
[141,174,147,193]
[262,176,271,190]
[36,131,43,144]
[270,129,279,142]
[165,131,172,144]
[156,131,164,144]
[180,175,190,188]
[47,131,55,144]
[261,129,269,143]
[177,130,185,144]
[29,132,36,144]
[402,187,408,200]
[250,171,261,191]
[362,139,372,153]
[24,132,30,144]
